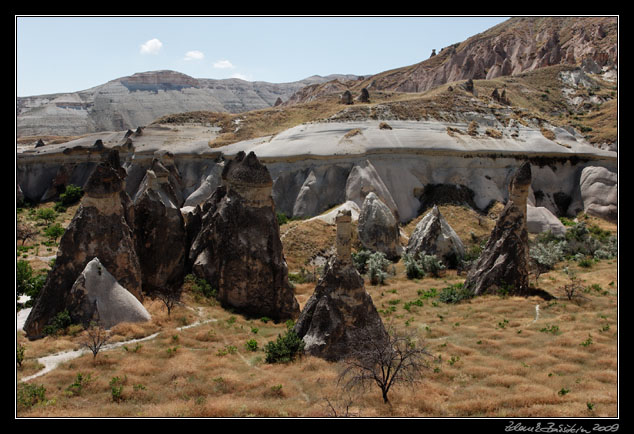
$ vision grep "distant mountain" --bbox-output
[16,71,362,137]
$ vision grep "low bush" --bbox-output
[264,326,305,364]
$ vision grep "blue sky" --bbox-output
[16,16,510,97]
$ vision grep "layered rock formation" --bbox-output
[66,258,151,329]
[293,210,388,361]
[406,205,465,268]
[464,162,532,296]
[24,150,143,338]
[188,151,299,321]
[17,71,361,137]
[357,192,403,260]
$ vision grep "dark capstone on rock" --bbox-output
[189,151,299,321]
[23,150,142,339]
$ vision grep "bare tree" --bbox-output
[17,223,38,246]
[337,324,432,404]
[82,322,109,359]
[155,289,180,317]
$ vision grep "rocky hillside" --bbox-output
[16,71,361,137]
[285,16,617,102]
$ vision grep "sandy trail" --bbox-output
[18,306,215,383]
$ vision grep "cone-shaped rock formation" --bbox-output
[464,162,532,296]
[293,209,388,361]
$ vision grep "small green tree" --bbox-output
[44,223,65,243]
[36,208,57,226]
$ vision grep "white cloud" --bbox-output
[140,38,163,55]
[184,50,205,61]
[213,59,235,69]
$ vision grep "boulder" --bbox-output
[406,205,465,268]
[527,204,566,236]
[66,258,151,329]
[357,192,403,260]
[189,151,299,321]
[464,162,532,296]
[132,159,188,294]
[293,210,388,361]
[24,150,143,339]
[579,166,617,222]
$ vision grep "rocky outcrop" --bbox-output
[293,210,388,361]
[340,90,353,105]
[464,162,532,296]
[66,258,151,329]
[23,150,143,339]
[132,157,188,294]
[406,205,465,268]
[189,151,299,321]
[356,88,370,103]
[357,192,403,260]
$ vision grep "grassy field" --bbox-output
[16,203,618,418]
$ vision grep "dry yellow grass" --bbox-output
[17,249,617,418]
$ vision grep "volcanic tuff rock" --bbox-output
[406,205,465,268]
[293,210,388,361]
[357,192,403,260]
[132,157,188,294]
[464,162,532,296]
[66,258,151,330]
[188,151,299,321]
[23,150,143,338]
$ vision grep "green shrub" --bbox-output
[185,274,217,299]
[59,184,83,206]
[16,260,46,306]
[17,383,46,409]
[245,339,258,352]
[351,249,372,274]
[44,223,65,242]
[403,253,425,279]
[264,329,305,364]
[66,372,91,397]
[17,344,25,367]
[420,255,446,277]
[110,376,124,402]
[367,251,390,285]
[276,212,289,226]
[438,283,472,304]
[43,309,73,336]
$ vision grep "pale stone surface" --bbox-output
[406,205,465,267]
[357,192,403,260]
[67,258,151,329]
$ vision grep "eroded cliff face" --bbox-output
[16,116,618,226]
